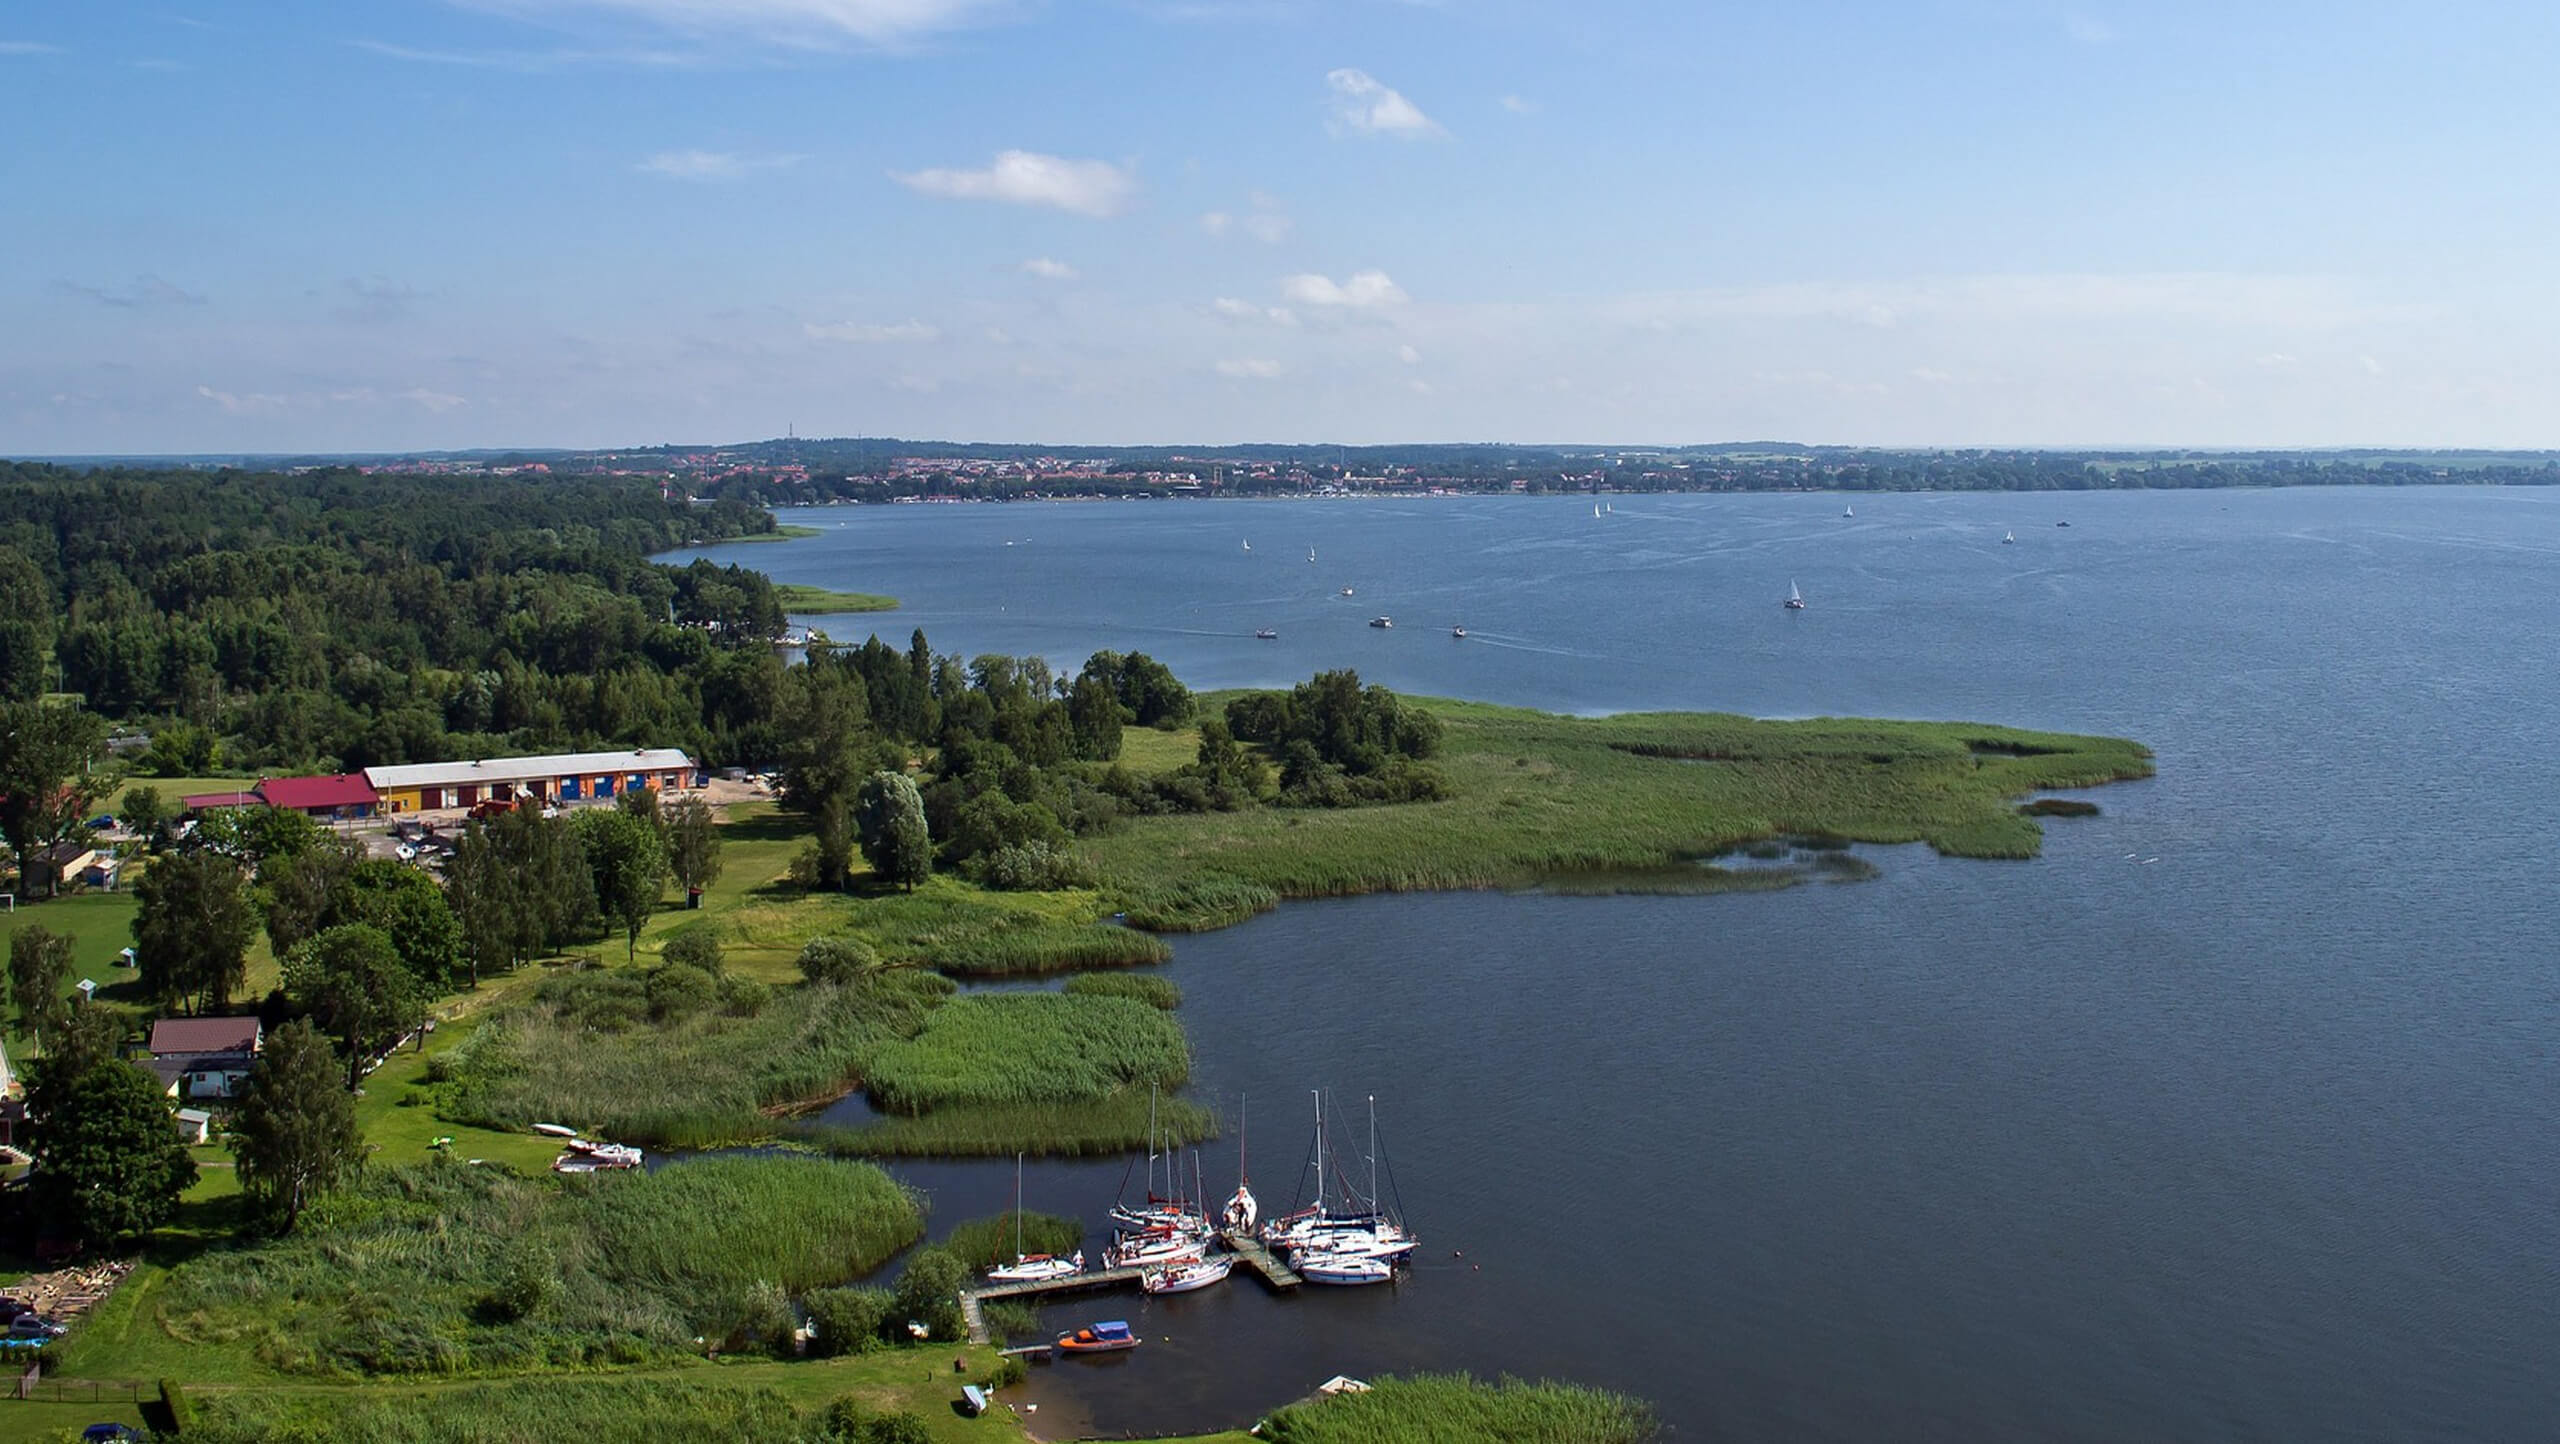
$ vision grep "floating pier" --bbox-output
[959,1265,1146,1344]
[1218,1228,1303,1291]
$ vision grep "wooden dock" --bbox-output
[959,1265,1145,1344]
[1218,1228,1302,1290]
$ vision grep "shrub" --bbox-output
[797,936,879,986]
[159,1377,194,1435]
[974,839,1098,892]
[889,1247,967,1342]
[979,1300,1042,1344]
[718,975,771,1017]
[801,1286,893,1357]
[486,1243,558,1323]
[990,1354,1028,1388]
[646,963,718,1022]
[661,924,725,976]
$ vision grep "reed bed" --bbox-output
[1115,875,1282,932]
[187,1378,806,1444]
[440,970,951,1148]
[1064,971,1183,1009]
[1259,1373,1658,1444]
[156,1156,920,1377]
[791,1093,1218,1158]
[939,1210,1088,1269]
[859,994,1190,1115]
[930,922,1171,977]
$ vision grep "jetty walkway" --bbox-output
[955,1231,1302,1343]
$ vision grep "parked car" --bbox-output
[84,814,117,831]
[83,1425,143,1443]
[0,1297,31,1321]
[7,1315,66,1339]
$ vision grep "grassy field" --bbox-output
[780,583,900,612]
[860,994,1189,1115]
[1254,1374,1656,1443]
[1082,697,2150,924]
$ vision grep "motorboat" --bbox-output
[1055,1320,1140,1354]
[1340,586,1355,596]
[1450,626,1467,639]
[1107,1230,1209,1268]
[555,1138,642,1171]
[1141,1255,1234,1295]
[1297,1254,1395,1286]
[1369,616,1392,629]
[1255,629,1278,640]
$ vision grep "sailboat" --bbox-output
[1784,580,1806,611]
[1222,1095,1259,1233]
[1288,1095,1416,1279]
[986,1153,1084,1283]
[1593,502,1602,518]
[1605,501,1614,514]
[1843,504,1855,518]
[1141,1253,1235,1294]
[2002,531,2016,544]
[1242,539,1252,553]
[1307,546,1317,563]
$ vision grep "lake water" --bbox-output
[673,489,2560,1441]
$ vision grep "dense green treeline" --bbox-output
[0,463,787,770]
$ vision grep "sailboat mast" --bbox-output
[1311,1089,1325,1215]
[1368,1095,1379,1215]
[1014,1151,1025,1260]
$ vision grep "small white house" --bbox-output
[173,1108,213,1146]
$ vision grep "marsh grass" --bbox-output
[1083,698,2149,908]
[2018,797,2103,817]
[939,1211,1087,1269]
[1259,1373,1658,1444]
[154,1156,920,1377]
[774,583,898,612]
[791,1093,1217,1158]
[930,923,1170,977]
[186,1378,809,1443]
[860,994,1189,1115]
[1065,972,1183,1009]
[1115,876,1282,932]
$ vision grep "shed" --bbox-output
[254,773,382,820]
[173,1108,212,1145]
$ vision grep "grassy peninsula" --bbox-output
[1090,696,2151,925]
[777,582,900,612]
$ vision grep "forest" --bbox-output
[0,463,790,772]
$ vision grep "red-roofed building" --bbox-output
[253,774,381,820]
[146,1015,264,1099]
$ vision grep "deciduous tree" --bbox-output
[0,700,108,899]
[664,794,723,904]
[283,924,416,1090]
[575,806,666,959]
[132,848,257,1013]
[855,770,932,891]
[6,922,75,1041]
[27,1058,200,1250]
[229,1019,361,1233]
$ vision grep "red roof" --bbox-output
[148,1016,263,1057]
[181,790,257,811]
[254,774,381,810]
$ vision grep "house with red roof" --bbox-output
[252,774,381,820]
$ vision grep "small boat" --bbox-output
[1297,1254,1395,1286]
[1605,502,1614,514]
[556,1139,642,1170]
[1242,539,1252,553]
[1843,505,1854,518]
[1254,629,1278,641]
[1592,502,1602,518]
[1783,580,1805,611]
[1141,1255,1234,1295]
[988,1252,1084,1283]
[1107,1231,1209,1268]
[1369,616,1392,629]
[1340,586,1355,597]
[1308,546,1317,563]
[2003,531,2016,544]
[1056,1320,1140,1354]
[532,1123,578,1139]
[2057,520,2071,528]
[1450,626,1467,639]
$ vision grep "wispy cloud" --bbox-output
[637,147,806,180]
[1199,194,1292,243]
[1325,68,1443,138]
[463,0,1000,49]
[892,150,1137,217]
[1498,93,1535,114]
[1020,257,1077,280]
[0,40,63,55]
[1281,270,1407,308]
[350,38,698,70]
[338,276,426,324]
[1212,297,1297,326]
[2064,14,2118,44]
[196,384,289,414]
[803,319,940,343]
[56,275,207,308]
[1215,358,1283,379]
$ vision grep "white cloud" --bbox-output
[1020,257,1077,280]
[1199,211,1233,236]
[1201,194,1292,243]
[803,319,940,342]
[1397,343,1421,364]
[0,40,63,55]
[1215,358,1283,379]
[1325,68,1444,138]
[638,148,804,180]
[893,150,1136,216]
[399,387,469,412]
[1498,93,1535,114]
[1242,211,1292,244]
[2256,352,2298,367]
[467,0,998,49]
[2064,14,2119,44]
[2361,355,2385,376]
[1212,297,1297,326]
[195,384,289,414]
[1909,367,1953,384]
[1281,269,1408,308]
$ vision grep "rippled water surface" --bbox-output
[673,488,2560,1441]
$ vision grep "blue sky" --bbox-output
[5,0,2557,452]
